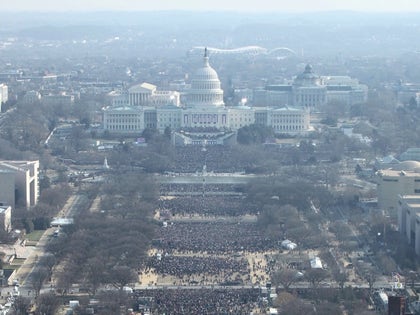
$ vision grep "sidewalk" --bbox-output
[13,228,54,286]
[12,189,78,286]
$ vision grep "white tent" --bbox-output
[310,257,323,269]
[281,239,297,250]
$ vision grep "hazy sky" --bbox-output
[3,0,420,12]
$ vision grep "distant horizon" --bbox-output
[2,0,420,13]
[2,9,420,14]
[3,10,420,14]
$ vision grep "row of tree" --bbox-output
[45,173,158,297]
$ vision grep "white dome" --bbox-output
[187,49,224,108]
[193,56,220,81]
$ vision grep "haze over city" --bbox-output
[3,0,420,12]
[0,1,420,315]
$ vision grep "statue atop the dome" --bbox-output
[204,47,208,57]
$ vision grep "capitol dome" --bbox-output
[186,48,224,108]
[193,55,219,81]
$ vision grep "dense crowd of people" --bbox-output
[170,146,250,173]
[155,221,278,253]
[145,255,249,280]
[159,183,243,195]
[133,288,263,315]
[138,148,284,313]
[158,196,259,217]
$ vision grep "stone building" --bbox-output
[0,160,39,209]
[102,49,310,143]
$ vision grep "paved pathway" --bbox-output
[9,190,81,291]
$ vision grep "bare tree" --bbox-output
[315,302,342,314]
[279,296,315,315]
[335,272,347,290]
[30,267,49,297]
[11,296,31,315]
[109,265,137,291]
[305,269,328,289]
[97,290,131,315]
[271,268,299,291]
[35,293,60,315]
[39,254,56,280]
[55,263,78,296]
[84,257,107,295]
[367,273,376,292]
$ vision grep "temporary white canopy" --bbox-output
[310,257,323,269]
[281,239,297,250]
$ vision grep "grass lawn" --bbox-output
[10,258,25,264]
[25,230,45,242]
[4,265,20,270]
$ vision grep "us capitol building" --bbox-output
[103,49,319,145]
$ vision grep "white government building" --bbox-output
[376,161,420,213]
[103,49,310,144]
[376,161,420,256]
[398,195,420,256]
[253,64,368,108]
[0,83,8,112]
[0,160,39,210]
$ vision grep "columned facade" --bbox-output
[102,49,311,140]
[103,106,145,133]
[128,83,156,106]
[181,108,228,129]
